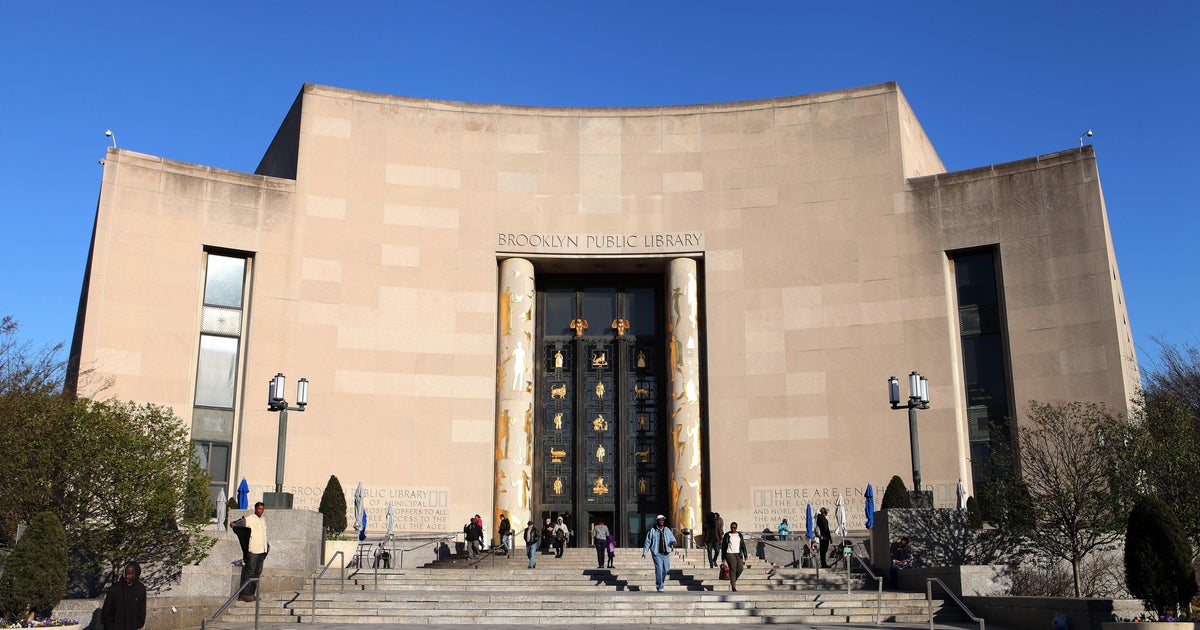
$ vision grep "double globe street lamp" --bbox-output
[264,373,309,509]
[888,371,932,507]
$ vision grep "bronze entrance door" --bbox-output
[536,281,667,547]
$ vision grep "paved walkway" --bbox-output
[190,623,1004,630]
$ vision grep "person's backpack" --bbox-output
[555,528,567,541]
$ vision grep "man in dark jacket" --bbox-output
[497,513,512,556]
[523,519,541,568]
[463,516,483,558]
[102,561,147,630]
[816,507,832,568]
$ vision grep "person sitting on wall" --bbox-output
[889,536,915,587]
[374,541,391,568]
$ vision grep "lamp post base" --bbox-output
[262,492,294,509]
[908,490,933,509]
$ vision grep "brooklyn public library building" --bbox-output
[68,82,1139,545]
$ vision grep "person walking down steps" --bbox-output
[642,514,677,592]
[722,521,748,591]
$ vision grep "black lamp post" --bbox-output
[888,371,932,507]
[264,372,308,509]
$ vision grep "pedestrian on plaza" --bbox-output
[523,519,541,569]
[606,533,616,569]
[463,515,483,558]
[591,519,611,568]
[778,518,791,541]
[552,516,571,558]
[101,561,146,630]
[705,511,724,569]
[641,514,677,592]
[497,512,512,556]
[816,507,832,568]
[231,502,270,601]
[721,522,748,592]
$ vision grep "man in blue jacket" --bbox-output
[641,514,677,592]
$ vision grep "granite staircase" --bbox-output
[215,547,969,625]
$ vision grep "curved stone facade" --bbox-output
[71,82,1138,541]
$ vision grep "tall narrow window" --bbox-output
[192,252,250,504]
[952,250,1012,486]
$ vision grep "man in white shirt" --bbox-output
[236,502,270,601]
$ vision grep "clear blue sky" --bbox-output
[2,2,1197,368]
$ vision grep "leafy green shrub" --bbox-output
[881,475,912,509]
[1124,495,1197,617]
[319,475,348,536]
[0,512,68,620]
[966,496,983,529]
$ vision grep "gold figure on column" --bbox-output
[593,477,609,496]
[638,477,648,494]
[553,412,563,431]
[638,414,647,429]
[553,477,563,496]
[634,448,650,462]
[496,409,511,460]
[592,415,608,431]
[554,350,564,369]
[637,351,646,369]
[499,286,514,336]
[679,498,695,532]
[596,444,606,463]
[570,318,588,337]
[611,318,630,336]
[595,381,605,399]
[522,404,533,464]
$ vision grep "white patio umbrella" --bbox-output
[386,501,395,537]
[353,482,365,532]
[834,494,848,539]
[215,488,228,532]
[956,479,968,511]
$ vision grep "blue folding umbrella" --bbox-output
[805,503,814,539]
[236,478,250,510]
[864,483,876,529]
[358,510,367,541]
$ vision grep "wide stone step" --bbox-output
[217,587,963,625]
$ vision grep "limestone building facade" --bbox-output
[69,82,1138,544]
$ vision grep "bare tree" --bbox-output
[982,401,1128,597]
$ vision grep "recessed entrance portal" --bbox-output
[536,279,667,546]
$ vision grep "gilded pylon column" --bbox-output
[667,258,702,538]
[493,258,536,539]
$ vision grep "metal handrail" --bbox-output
[847,549,883,624]
[926,576,985,630]
[201,577,260,630]
[310,550,345,622]
[397,532,458,568]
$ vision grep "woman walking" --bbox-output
[721,521,748,591]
